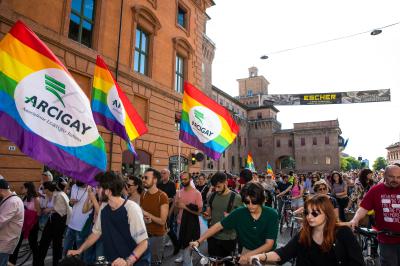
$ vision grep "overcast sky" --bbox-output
[206,0,400,163]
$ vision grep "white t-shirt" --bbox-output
[68,184,91,231]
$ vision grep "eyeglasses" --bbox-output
[243,199,258,205]
[304,210,321,217]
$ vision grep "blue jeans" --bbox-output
[379,243,400,266]
[63,227,84,255]
[0,253,9,266]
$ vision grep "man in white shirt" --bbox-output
[63,180,91,256]
[0,179,24,266]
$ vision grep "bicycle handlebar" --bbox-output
[192,246,237,263]
[355,226,400,237]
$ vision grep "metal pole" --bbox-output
[177,140,182,197]
[109,0,124,171]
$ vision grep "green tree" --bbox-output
[341,156,361,170]
[373,157,387,171]
[340,157,350,171]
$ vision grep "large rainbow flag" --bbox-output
[0,21,106,184]
[179,82,238,160]
[246,153,256,172]
[91,56,147,153]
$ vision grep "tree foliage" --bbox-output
[340,156,361,171]
[373,157,387,171]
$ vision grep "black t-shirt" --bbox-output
[195,184,209,203]
[277,181,291,193]
[275,226,364,266]
[157,180,176,199]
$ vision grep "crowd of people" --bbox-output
[0,164,399,266]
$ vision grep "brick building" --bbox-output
[386,142,400,165]
[0,0,215,189]
[208,67,342,174]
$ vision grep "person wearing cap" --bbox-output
[0,179,24,266]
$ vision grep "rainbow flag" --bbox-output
[179,82,238,160]
[266,161,275,179]
[91,56,147,153]
[0,21,106,184]
[246,153,256,172]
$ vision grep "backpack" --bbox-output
[208,190,237,214]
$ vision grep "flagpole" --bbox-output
[109,0,124,171]
[178,139,182,197]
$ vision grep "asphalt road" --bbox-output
[20,228,293,266]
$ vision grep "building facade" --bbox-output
[0,0,215,190]
[386,142,400,165]
[209,67,341,174]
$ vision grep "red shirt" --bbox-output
[360,183,400,244]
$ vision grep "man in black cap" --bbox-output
[0,178,24,266]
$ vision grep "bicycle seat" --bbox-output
[356,227,377,237]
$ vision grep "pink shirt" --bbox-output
[175,187,203,224]
[291,185,302,198]
[0,193,24,254]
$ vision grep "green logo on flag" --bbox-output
[45,74,66,107]
[194,110,204,124]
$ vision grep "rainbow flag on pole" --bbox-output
[246,153,256,172]
[179,82,238,160]
[266,161,275,179]
[91,56,147,153]
[0,20,106,184]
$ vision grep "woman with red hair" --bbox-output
[249,194,364,266]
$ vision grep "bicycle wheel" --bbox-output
[16,243,32,266]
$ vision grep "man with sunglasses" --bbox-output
[190,182,279,264]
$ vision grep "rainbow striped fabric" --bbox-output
[91,56,147,153]
[266,162,275,179]
[179,82,239,160]
[246,153,256,172]
[0,21,106,184]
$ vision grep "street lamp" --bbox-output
[370,29,382,35]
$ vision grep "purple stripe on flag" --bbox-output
[179,130,221,160]
[93,112,129,141]
[0,111,102,185]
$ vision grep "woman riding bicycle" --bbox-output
[249,194,364,266]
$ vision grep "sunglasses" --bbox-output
[318,187,327,192]
[304,210,321,217]
[126,183,135,188]
[243,199,258,205]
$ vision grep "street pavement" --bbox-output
[21,228,293,266]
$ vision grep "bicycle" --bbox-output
[16,241,32,266]
[355,227,400,266]
[191,246,240,265]
[288,212,303,238]
[278,195,292,234]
